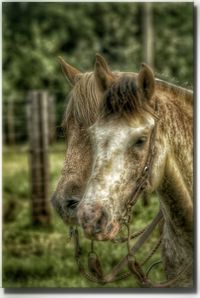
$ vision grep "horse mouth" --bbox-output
[86,222,120,241]
[79,215,121,241]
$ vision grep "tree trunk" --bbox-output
[7,98,15,145]
[142,3,154,68]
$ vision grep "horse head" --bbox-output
[51,55,107,225]
[77,58,168,240]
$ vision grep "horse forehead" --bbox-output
[94,116,155,143]
[95,122,133,141]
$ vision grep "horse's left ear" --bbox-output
[137,63,155,101]
[58,56,82,86]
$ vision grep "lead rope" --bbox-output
[72,226,129,284]
[73,227,105,284]
[112,226,146,243]
[126,214,154,287]
[141,236,162,266]
[88,241,104,280]
[71,208,191,287]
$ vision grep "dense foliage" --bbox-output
[3,2,193,143]
[3,2,193,100]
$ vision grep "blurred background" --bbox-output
[2,2,193,288]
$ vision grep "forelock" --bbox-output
[100,75,143,118]
[63,72,101,128]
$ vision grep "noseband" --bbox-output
[69,102,191,287]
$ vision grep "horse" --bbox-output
[52,54,193,287]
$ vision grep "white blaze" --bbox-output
[83,115,155,208]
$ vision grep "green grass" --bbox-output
[2,143,165,288]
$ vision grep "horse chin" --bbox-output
[64,207,80,226]
[64,215,79,226]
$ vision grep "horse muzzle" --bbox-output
[77,202,120,241]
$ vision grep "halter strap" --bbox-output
[123,101,159,224]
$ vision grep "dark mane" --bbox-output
[100,75,148,118]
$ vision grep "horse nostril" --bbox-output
[65,197,80,210]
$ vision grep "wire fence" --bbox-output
[3,90,67,226]
[3,91,66,151]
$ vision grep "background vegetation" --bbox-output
[3,2,193,142]
[3,144,164,288]
[2,2,193,288]
[3,2,193,98]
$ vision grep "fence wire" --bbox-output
[3,93,67,152]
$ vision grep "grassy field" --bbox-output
[2,143,165,288]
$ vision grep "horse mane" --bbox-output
[63,72,101,128]
[63,71,193,128]
[155,78,193,105]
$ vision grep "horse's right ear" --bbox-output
[58,56,82,86]
[137,63,155,101]
[94,54,114,92]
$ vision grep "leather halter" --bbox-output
[122,103,159,225]
[69,102,191,287]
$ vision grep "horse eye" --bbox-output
[134,137,147,147]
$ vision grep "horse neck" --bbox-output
[154,91,193,285]
[157,91,193,235]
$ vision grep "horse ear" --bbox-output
[58,56,81,86]
[137,63,155,101]
[94,54,114,92]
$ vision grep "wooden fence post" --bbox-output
[27,90,51,226]
[48,95,56,144]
